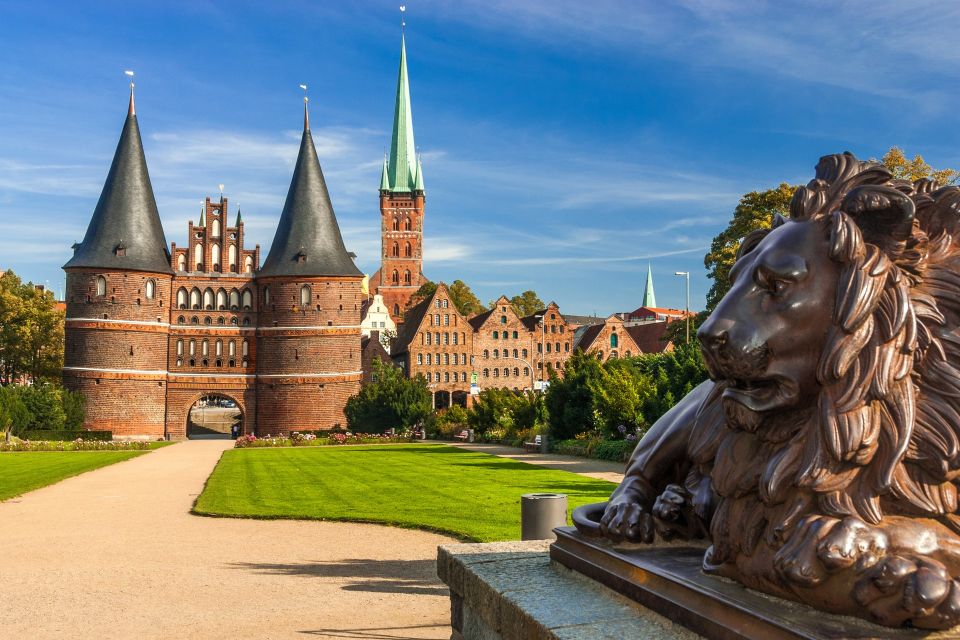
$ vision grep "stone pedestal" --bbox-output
[436,541,701,640]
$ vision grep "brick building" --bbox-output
[471,296,537,391]
[368,35,427,324]
[574,315,673,362]
[63,88,362,439]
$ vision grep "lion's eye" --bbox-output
[770,279,787,295]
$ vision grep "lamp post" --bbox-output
[533,314,545,390]
[674,271,690,343]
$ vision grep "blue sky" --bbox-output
[3,1,960,314]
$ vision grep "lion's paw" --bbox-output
[774,516,840,587]
[816,517,887,573]
[600,499,654,543]
[652,484,702,541]
[855,555,960,629]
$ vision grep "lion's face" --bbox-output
[698,220,839,416]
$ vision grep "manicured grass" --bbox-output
[194,443,617,542]
[0,451,148,501]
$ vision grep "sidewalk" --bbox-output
[446,442,626,483]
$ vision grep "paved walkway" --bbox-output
[445,442,626,483]
[0,441,455,640]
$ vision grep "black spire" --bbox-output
[64,88,172,274]
[258,105,362,278]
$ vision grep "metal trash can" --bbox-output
[521,493,568,540]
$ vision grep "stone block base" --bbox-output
[437,541,700,640]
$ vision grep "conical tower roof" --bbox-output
[64,89,172,274]
[258,103,362,278]
[642,262,657,308]
[385,34,420,193]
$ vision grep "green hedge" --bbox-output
[21,430,112,442]
[551,438,636,462]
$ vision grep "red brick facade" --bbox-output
[65,198,362,439]
[370,190,426,323]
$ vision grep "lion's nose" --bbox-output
[698,325,728,355]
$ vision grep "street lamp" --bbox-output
[534,314,545,389]
[674,271,690,343]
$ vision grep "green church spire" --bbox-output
[386,34,419,193]
[642,262,657,308]
[413,155,425,192]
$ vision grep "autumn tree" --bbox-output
[0,270,64,385]
[880,147,960,185]
[508,290,545,318]
[448,279,486,316]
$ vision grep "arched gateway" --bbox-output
[186,393,243,439]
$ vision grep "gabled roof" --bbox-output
[64,89,172,274]
[575,322,605,352]
[390,286,437,356]
[467,308,495,331]
[258,104,362,279]
[625,321,672,353]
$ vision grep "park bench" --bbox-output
[453,429,469,441]
[524,434,542,453]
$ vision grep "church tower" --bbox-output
[372,33,426,323]
[255,99,365,435]
[62,86,173,438]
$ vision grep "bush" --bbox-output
[21,430,111,441]
[435,405,469,438]
[344,360,432,433]
[0,439,148,451]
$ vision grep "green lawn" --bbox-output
[194,443,617,541]
[0,450,148,501]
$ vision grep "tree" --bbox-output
[344,360,432,432]
[703,183,796,312]
[509,290,545,318]
[545,351,603,440]
[413,281,437,299]
[0,269,64,385]
[0,386,28,441]
[448,279,486,316]
[881,147,960,185]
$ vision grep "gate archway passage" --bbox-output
[187,394,243,439]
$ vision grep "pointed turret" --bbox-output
[64,88,172,274]
[236,207,242,226]
[199,205,206,227]
[413,156,425,192]
[258,104,362,278]
[385,35,419,193]
[642,263,657,308]
[379,156,391,192]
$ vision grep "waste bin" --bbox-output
[521,493,567,540]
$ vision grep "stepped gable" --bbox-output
[390,292,434,357]
[64,89,172,274]
[258,104,362,278]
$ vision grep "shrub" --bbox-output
[344,360,432,433]
[20,430,111,441]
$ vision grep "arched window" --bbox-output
[610,350,619,359]
[216,340,222,356]
[228,245,237,272]
[483,368,489,377]
[95,276,106,297]
[194,243,203,271]
[203,288,214,310]
[212,218,221,237]
[178,316,185,324]
[244,255,253,274]
[391,270,399,285]
[201,340,209,356]
[513,349,518,358]
[403,270,411,285]
[216,289,227,310]
[483,349,489,358]
[493,349,499,359]
[176,340,183,356]
[426,333,432,346]
[610,333,618,348]
[513,368,519,377]
[242,289,252,310]
[228,341,236,356]
[145,279,156,300]
[493,369,499,378]
[191,316,199,325]
[211,244,221,271]
[189,340,196,356]
[262,287,270,307]
[393,303,400,316]
[177,254,186,271]
[503,368,509,377]
[300,285,311,306]
[492,331,498,339]
[524,367,529,376]
[190,288,201,309]
[404,242,412,257]
[177,288,188,309]
[512,331,518,339]
[500,315,507,324]
[242,340,249,357]
[404,218,412,231]
[522,349,528,358]
[230,289,240,309]
[392,242,400,257]
[392,218,400,231]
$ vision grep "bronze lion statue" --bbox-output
[599,152,960,629]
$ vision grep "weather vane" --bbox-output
[400,5,406,30]
[299,83,308,105]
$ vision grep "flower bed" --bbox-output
[234,432,414,449]
[550,437,637,462]
[0,438,154,452]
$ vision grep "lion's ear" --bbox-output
[840,185,916,259]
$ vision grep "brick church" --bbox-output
[62,38,421,440]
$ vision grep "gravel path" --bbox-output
[445,442,626,483]
[0,441,454,640]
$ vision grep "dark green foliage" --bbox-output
[21,430,111,441]
[344,360,432,433]
[468,387,545,442]
[545,344,708,442]
[62,389,86,430]
[508,290,545,317]
[0,385,29,439]
[551,438,637,462]
[17,385,66,432]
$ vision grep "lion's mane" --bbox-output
[686,152,960,563]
